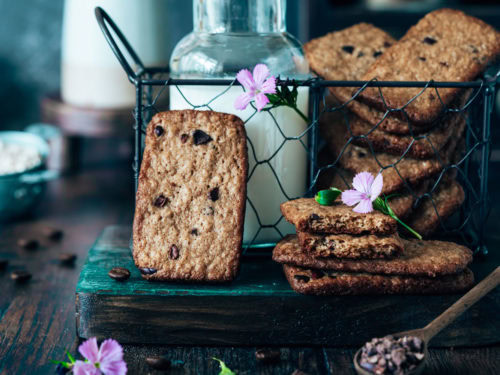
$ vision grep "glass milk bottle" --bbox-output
[170,0,310,246]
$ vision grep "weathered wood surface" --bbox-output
[1,165,499,374]
[76,225,500,347]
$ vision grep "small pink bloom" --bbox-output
[341,172,383,214]
[75,338,127,375]
[234,64,276,112]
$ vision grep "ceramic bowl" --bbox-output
[0,131,58,221]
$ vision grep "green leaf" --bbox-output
[212,357,236,375]
[66,351,76,364]
[315,188,342,206]
[51,360,71,369]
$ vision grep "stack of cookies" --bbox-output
[274,198,474,295]
[304,9,500,237]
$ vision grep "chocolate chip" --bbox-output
[180,133,189,143]
[139,267,157,275]
[357,51,364,58]
[43,227,64,241]
[423,36,437,45]
[294,275,310,283]
[153,195,168,208]
[154,126,164,137]
[311,270,324,280]
[418,56,426,61]
[190,228,198,236]
[309,213,320,220]
[341,45,354,54]
[0,259,8,270]
[17,238,39,250]
[193,130,212,145]
[383,41,392,48]
[208,187,219,201]
[108,267,130,281]
[169,245,180,260]
[439,61,449,67]
[373,51,382,58]
[11,270,31,282]
[146,356,171,370]
[255,348,281,364]
[59,253,77,265]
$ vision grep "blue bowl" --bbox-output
[0,131,58,221]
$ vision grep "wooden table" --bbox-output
[0,164,499,374]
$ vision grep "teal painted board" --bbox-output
[75,226,500,346]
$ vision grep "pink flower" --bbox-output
[341,172,383,214]
[234,64,276,112]
[73,338,127,375]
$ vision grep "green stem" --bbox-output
[394,216,422,240]
[287,105,309,123]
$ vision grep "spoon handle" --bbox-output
[422,266,500,343]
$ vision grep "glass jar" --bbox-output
[170,0,310,246]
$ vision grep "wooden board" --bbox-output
[76,225,500,347]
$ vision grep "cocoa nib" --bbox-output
[341,45,354,54]
[169,245,180,260]
[153,195,168,208]
[208,187,219,201]
[139,267,157,275]
[154,125,164,137]
[180,133,189,143]
[193,130,212,145]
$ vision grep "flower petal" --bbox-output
[236,69,255,91]
[353,198,374,213]
[370,173,383,201]
[252,64,270,87]
[79,337,99,363]
[234,92,254,110]
[352,172,374,195]
[99,360,127,375]
[73,361,101,375]
[260,76,277,94]
[98,339,124,366]
[254,93,270,111]
[341,189,364,206]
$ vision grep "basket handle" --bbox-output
[94,6,145,83]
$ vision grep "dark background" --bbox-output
[0,0,499,153]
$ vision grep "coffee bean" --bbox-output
[208,187,219,201]
[294,275,310,283]
[108,267,131,281]
[18,238,39,250]
[255,349,281,364]
[169,245,180,260]
[153,195,168,208]
[139,267,157,275]
[11,270,32,282]
[43,227,64,241]
[59,253,77,265]
[180,133,189,143]
[190,228,198,236]
[423,36,437,45]
[154,125,164,137]
[146,356,171,370]
[193,130,212,145]
[341,45,354,54]
[373,51,382,58]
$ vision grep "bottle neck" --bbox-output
[193,0,286,34]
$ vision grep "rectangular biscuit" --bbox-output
[297,231,403,259]
[283,264,474,296]
[133,110,247,282]
[273,235,473,277]
[358,9,500,124]
[280,198,397,236]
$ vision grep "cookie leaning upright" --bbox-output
[133,110,248,282]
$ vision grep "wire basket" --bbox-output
[96,7,498,255]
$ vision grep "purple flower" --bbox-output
[341,172,383,214]
[73,338,127,375]
[234,64,276,112]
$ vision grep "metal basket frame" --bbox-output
[96,7,498,254]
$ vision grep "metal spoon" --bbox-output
[354,266,500,375]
